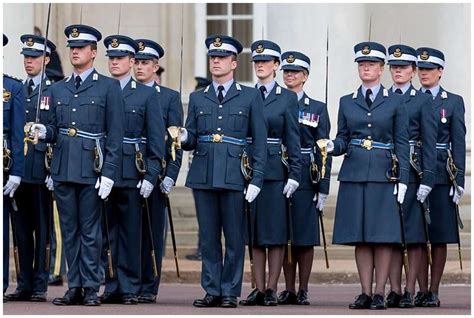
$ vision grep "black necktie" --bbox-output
[395,88,403,95]
[27,79,34,95]
[259,85,267,100]
[365,89,373,107]
[425,89,432,96]
[75,76,82,89]
[217,85,224,103]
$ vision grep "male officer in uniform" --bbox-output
[133,39,183,303]
[31,24,125,306]
[179,34,267,308]
[99,34,165,305]
[3,33,26,301]
[5,34,56,302]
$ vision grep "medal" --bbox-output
[440,108,447,124]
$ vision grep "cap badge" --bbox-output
[26,38,34,47]
[111,39,119,48]
[394,48,402,58]
[256,44,264,54]
[286,55,295,63]
[213,37,222,47]
[420,51,429,60]
[71,28,80,38]
[138,42,145,51]
[362,45,371,55]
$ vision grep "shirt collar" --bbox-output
[144,80,155,87]
[73,67,95,83]
[26,73,43,88]
[212,78,234,97]
[421,85,440,99]
[361,83,381,98]
[391,82,411,94]
[119,75,132,90]
[256,80,276,95]
[296,90,305,101]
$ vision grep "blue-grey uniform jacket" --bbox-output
[332,86,410,185]
[3,74,26,178]
[182,81,267,191]
[261,83,301,182]
[432,87,466,188]
[23,77,53,184]
[298,93,331,193]
[152,83,183,183]
[389,85,437,188]
[45,70,125,184]
[117,79,165,188]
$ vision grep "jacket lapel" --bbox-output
[353,86,370,111]
[369,85,386,112]
[122,79,134,98]
[221,82,240,104]
[204,85,219,104]
[75,70,97,94]
[263,84,278,107]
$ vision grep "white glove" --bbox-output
[45,175,54,191]
[393,183,408,204]
[160,176,175,194]
[450,186,465,205]
[245,184,261,203]
[95,176,114,200]
[282,178,299,198]
[179,127,188,143]
[416,184,432,203]
[137,179,154,198]
[3,175,21,198]
[313,192,328,211]
[31,123,47,140]
[326,140,334,153]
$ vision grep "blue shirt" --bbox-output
[391,82,411,94]
[73,67,95,83]
[296,90,305,101]
[119,75,132,90]
[421,85,440,99]
[256,80,276,99]
[144,80,155,87]
[212,78,234,98]
[25,73,43,91]
[361,83,381,102]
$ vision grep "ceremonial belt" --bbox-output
[409,140,422,147]
[436,142,450,150]
[350,138,394,150]
[198,134,246,146]
[246,137,282,145]
[59,128,105,173]
[123,137,147,144]
[301,147,313,154]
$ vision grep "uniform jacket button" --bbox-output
[368,123,372,128]
[72,122,76,125]
[218,116,222,120]
[74,94,78,98]
[367,112,371,116]
[218,105,223,108]
[217,128,222,131]
[72,108,76,112]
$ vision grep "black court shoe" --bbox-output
[193,293,221,307]
[278,290,297,305]
[5,289,32,301]
[349,293,372,309]
[263,289,278,306]
[398,290,415,308]
[221,296,237,308]
[296,290,310,305]
[414,291,428,307]
[386,291,402,308]
[239,288,265,306]
[370,294,387,310]
[52,288,84,306]
[83,287,100,306]
[422,291,440,307]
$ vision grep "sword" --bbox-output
[319,207,329,269]
[165,194,180,278]
[316,140,330,269]
[9,197,21,276]
[102,198,114,278]
[446,150,463,270]
[241,150,256,288]
[281,146,292,264]
[144,198,159,278]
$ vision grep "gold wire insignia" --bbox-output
[286,55,295,63]
[71,28,80,38]
[111,38,119,48]
[362,45,371,55]
[256,44,264,53]
[26,38,34,47]
[138,42,145,51]
[213,37,222,47]
[3,89,11,102]
[420,51,429,60]
[394,48,402,58]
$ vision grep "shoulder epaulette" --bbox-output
[3,74,22,82]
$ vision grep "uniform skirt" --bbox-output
[402,183,427,244]
[290,189,320,246]
[428,185,459,244]
[249,180,287,246]
[333,181,402,245]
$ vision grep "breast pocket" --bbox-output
[85,96,106,124]
[229,107,249,131]
[196,106,212,132]
[55,97,71,124]
[124,106,145,134]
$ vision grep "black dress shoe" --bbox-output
[83,287,100,306]
[349,293,372,309]
[122,293,138,305]
[263,289,278,306]
[370,294,387,310]
[414,291,428,307]
[185,251,202,261]
[193,293,221,307]
[52,288,84,306]
[277,290,297,305]
[3,293,7,303]
[48,275,64,286]
[99,292,121,304]
[6,289,32,301]
[239,288,265,306]
[296,290,310,305]
[30,292,47,302]
[398,290,415,308]
[421,291,440,307]
[386,291,402,308]
[138,292,156,303]
[221,296,237,308]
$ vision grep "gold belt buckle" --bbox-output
[361,139,372,150]
[68,127,78,137]
[212,134,222,142]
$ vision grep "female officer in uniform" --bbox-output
[239,40,301,306]
[325,42,409,310]
[415,47,466,308]
[385,44,437,308]
[277,51,331,306]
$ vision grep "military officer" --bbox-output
[278,51,332,306]
[31,24,125,306]
[325,42,409,310]
[239,40,301,307]
[178,34,267,308]
[415,47,466,308]
[5,34,57,302]
[384,44,437,308]
[3,33,26,301]
[133,38,183,303]
[99,35,165,305]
